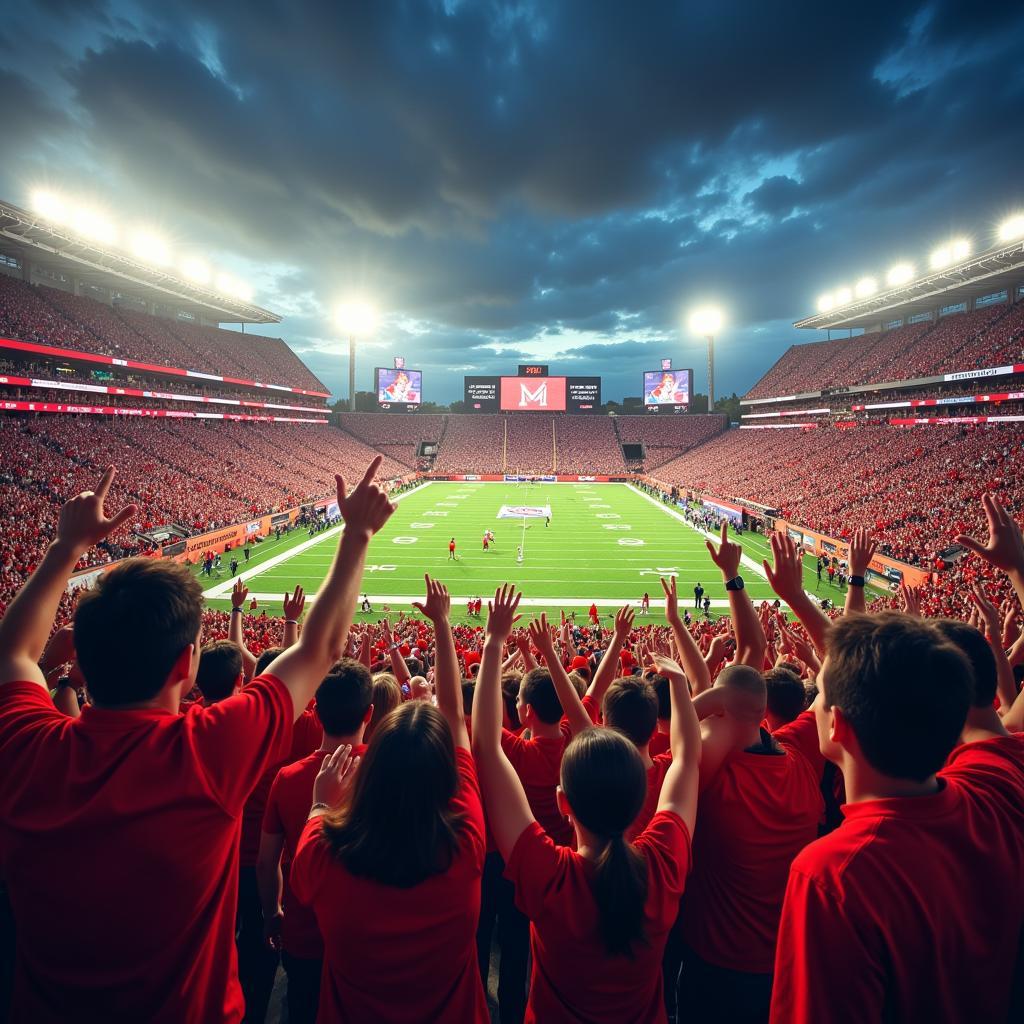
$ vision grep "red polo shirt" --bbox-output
[0,675,293,1023]
[771,735,1024,1023]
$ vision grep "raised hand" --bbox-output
[763,533,806,605]
[312,744,361,811]
[527,613,557,657]
[899,582,922,618]
[613,604,635,639]
[660,575,681,623]
[968,582,1001,641]
[411,575,451,623]
[486,584,522,641]
[847,527,877,577]
[956,493,1024,576]
[231,578,249,609]
[652,654,686,683]
[283,585,305,621]
[56,467,138,553]
[335,456,396,538]
[706,521,742,579]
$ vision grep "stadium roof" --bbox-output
[794,237,1024,332]
[0,199,281,325]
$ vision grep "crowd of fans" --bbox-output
[336,413,448,469]
[616,415,728,469]
[0,273,327,392]
[0,457,1020,1024]
[746,297,1024,399]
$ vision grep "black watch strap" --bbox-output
[725,576,745,592]
[849,575,865,587]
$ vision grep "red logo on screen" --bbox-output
[500,376,566,411]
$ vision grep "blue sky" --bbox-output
[2,1,1022,402]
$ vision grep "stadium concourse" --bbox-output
[1,250,1024,1024]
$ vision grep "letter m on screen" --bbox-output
[519,382,547,408]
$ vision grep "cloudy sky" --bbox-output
[2,0,1022,402]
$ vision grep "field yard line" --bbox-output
[201,480,434,599]
[232,594,738,609]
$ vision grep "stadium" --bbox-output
[1,6,1023,1024]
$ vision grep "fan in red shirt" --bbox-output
[290,575,488,1023]
[588,602,599,626]
[257,658,373,1024]
[0,460,396,1023]
[473,584,701,1024]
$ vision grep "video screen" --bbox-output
[376,367,422,410]
[567,376,601,412]
[464,376,499,412]
[500,375,566,412]
[643,369,692,408]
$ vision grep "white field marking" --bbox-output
[223,594,739,609]
[604,524,632,530]
[409,522,436,528]
[423,510,449,516]
[201,480,433,599]
[625,484,772,584]
[618,538,644,545]
[596,513,621,519]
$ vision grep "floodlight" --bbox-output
[886,263,915,287]
[931,238,970,269]
[130,231,171,266]
[930,246,951,269]
[234,281,254,302]
[336,300,379,336]
[30,190,68,223]
[72,207,117,245]
[854,277,877,299]
[951,238,969,261]
[998,214,1024,243]
[817,293,835,313]
[688,306,724,336]
[215,273,237,295]
[834,287,852,305]
[182,258,211,285]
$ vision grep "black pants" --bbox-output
[476,852,529,1024]
[676,944,772,1024]
[236,866,279,1023]
[282,951,322,1024]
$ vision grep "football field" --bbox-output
[201,481,871,625]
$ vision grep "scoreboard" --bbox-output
[464,374,601,412]
[518,364,549,377]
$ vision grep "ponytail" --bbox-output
[560,727,650,958]
[592,832,649,957]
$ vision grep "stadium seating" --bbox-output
[433,414,508,474]
[554,416,625,474]
[337,413,448,469]
[615,414,728,468]
[505,415,555,474]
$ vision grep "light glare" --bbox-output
[130,231,171,266]
[834,287,852,305]
[998,214,1024,242]
[688,306,724,336]
[854,277,877,298]
[72,207,117,245]
[182,258,211,285]
[817,293,835,313]
[336,300,379,335]
[886,263,915,287]
[31,190,68,223]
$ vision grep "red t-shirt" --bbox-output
[649,729,670,758]
[239,707,321,866]
[501,727,573,847]
[450,541,456,552]
[290,747,488,1023]
[0,675,293,1023]
[627,751,673,841]
[261,742,368,959]
[771,735,1024,1023]
[682,710,824,973]
[505,810,691,1023]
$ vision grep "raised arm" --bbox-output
[514,630,538,670]
[706,522,767,668]
[969,583,1018,713]
[957,493,1024,608]
[0,467,137,689]
[763,533,831,656]
[411,575,467,748]
[660,576,712,693]
[587,605,634,708]
[268,457,395,719]
[652,655,700,833]
[471,585,535,858]
[843,528,876,616]
[528,614,593,736]
[282,586,305,650]
[229,580,258,680]
[382,618,412,687]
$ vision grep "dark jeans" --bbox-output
[476,851,529,1024]
[236,866,279,1023]
[282,951,322,1024]
[676,943,772,1024]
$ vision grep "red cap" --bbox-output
[570,655,590,672]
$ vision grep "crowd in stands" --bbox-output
[336,413,448,469]
[616,415,728,469]
[555,416,623,475]
[0,456,1021,1024]
[433,414,508,474]
[0,273,327,392]
[504,414,556,474]
[747,298,1024,399]
[656,422,1024,566]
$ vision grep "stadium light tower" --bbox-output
[688,306,724,412]
[335,301,379,412]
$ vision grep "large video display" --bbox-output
[567,376,601,411]
[464,376,499,412]
[500,375,567,411]
[375,367,422,411]
[464,375,601,412]
[643,368,692,411]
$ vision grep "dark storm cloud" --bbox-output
[1,0,1023,403]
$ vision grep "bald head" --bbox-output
[716,664,767,723]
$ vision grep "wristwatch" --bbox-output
[848,575,865,587]
[725,576,745,592]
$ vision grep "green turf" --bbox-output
[200,481,881,625]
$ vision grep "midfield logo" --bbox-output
[519,382,547,408]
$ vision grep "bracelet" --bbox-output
[310,801,330,815]
[230,607,244,615]
[848,575,865,587]
[284,619,298,625]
